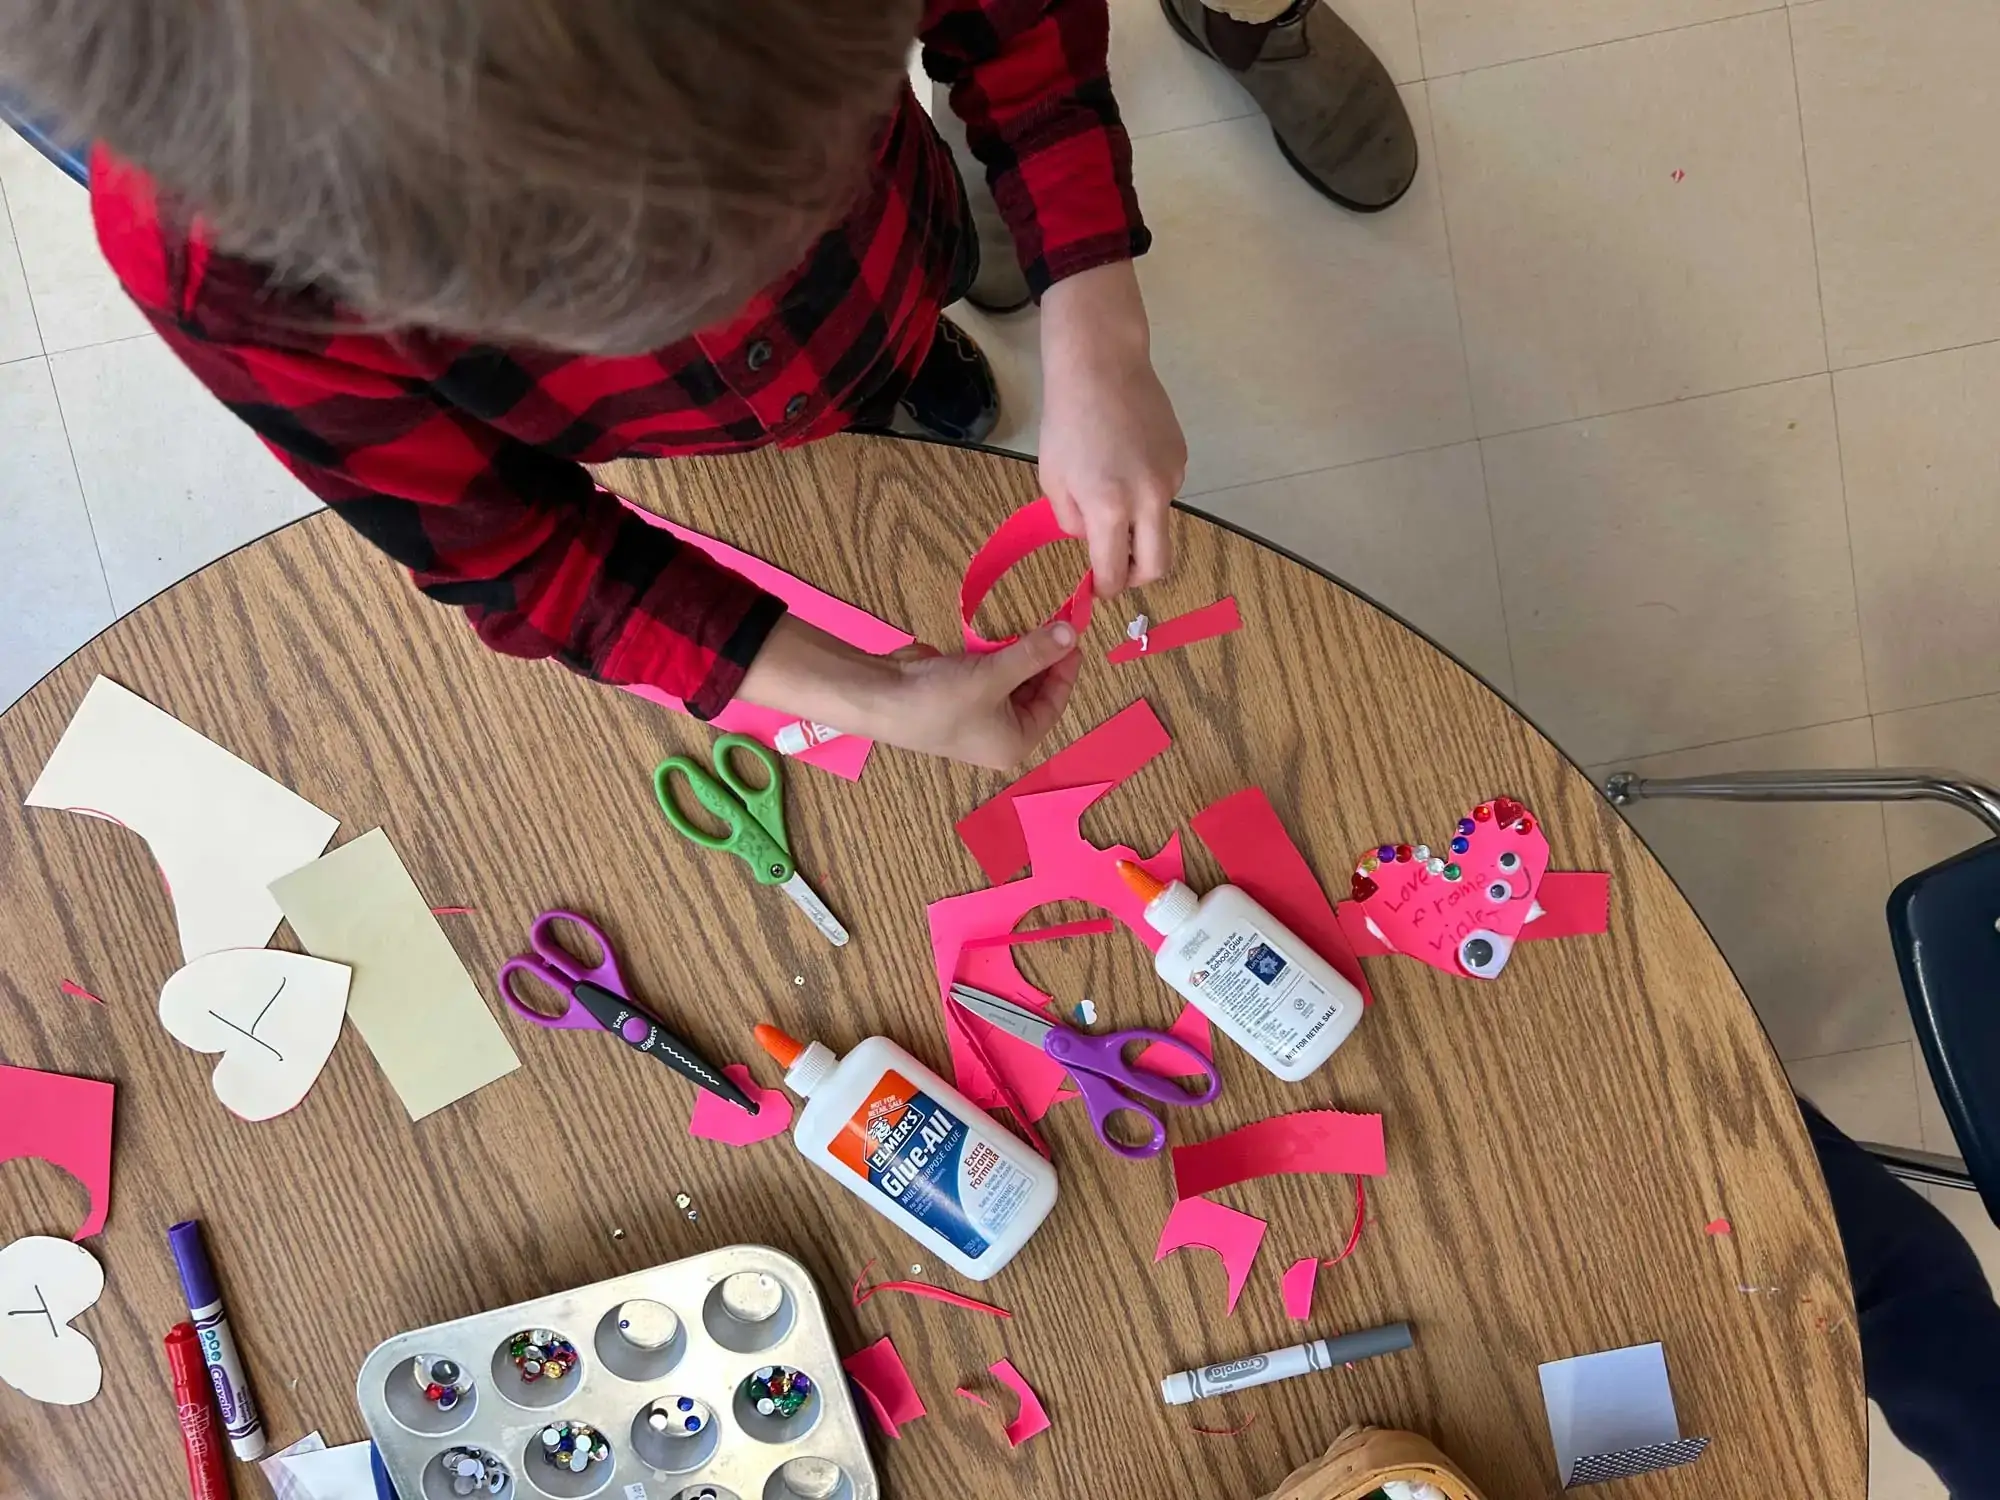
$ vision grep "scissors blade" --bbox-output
[949,984,1057,1050]
[777,873,849,947]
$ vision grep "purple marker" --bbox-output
[168,1219,267,1460]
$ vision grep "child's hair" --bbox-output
[0,0,923,352]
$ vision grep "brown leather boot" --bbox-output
[1161,0,1418,212]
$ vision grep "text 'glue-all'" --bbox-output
[1118,861,1363,1083]
[753,1025,1057,1280]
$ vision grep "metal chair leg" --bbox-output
[1602,767,2000,839]
[1862,1141,1981,1194]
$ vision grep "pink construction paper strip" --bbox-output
[1155,1196,1266,1314]
[960,497,1094,655]
[1191,788,1373,1006]
[0,1066,115,1240]
[929,784,1183,1121]
[687,1064,793,1146]
[611,495,914,779]
[58,980,104,1005]
[955,701,1172,883]
[1171,1110,1387,1201]
[960,918,1116,951]
[1107,597,1243,663]
[1282,1257,1319,1322]
[953,1387,991,1408]
[990,1359,1052,1447]
[843,1336,926,1439]
[1134,1000,1215,1081]
[851,1260,1013,1318]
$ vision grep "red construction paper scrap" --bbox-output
[0,1066,115,1240]
[687,1064,792,1147]
[960,497,1094,656]
[58,980,103,1005]
[1134,1000,1215,1081]
[1526,872,1612,939]
[1705,1218,1732,1237]
[613,494,914,779]
[1282,1257,1318,1321]
[1190,787,1372,1006]
[955,701,1171,884]
[989,1359,1051,1447]
[960,918,1116,950]
[1170,1110,1387,1201]
[843,1336,927,1439]
[1156,1196,1266,1314]
[851,1259,1013,1319]
[929,783,1183,1122]
[1107,597,1242,663]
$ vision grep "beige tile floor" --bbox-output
[3,2,1998,1489]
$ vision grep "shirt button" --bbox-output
[745,339,773,372]
[783,393,808,421]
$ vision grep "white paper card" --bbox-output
[160,950,352,1120]
[278,1440,378,1500]
[0,1236,104,1405]
[25,677,339,962]
[1539,1342,1680,1484]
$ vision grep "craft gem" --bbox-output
[1426,857,1446,874]
[1450,836,1470,854]
[1394,844,1413,862]
[1458,818,1477,836]
[508,1330,577,1383]
[743,1365,813,1420]
[1376,845,1396,862]
[1473,804,1493,821]
[1443,863,1461,880]
[536,1421,609,1474]
[1351,873,1378,902]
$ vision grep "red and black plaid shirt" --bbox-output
[91,0,1147,716]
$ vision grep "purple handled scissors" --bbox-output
[498,909,755,1112]
[948,983,1222,1159]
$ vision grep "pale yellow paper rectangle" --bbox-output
[270,828,518,1120]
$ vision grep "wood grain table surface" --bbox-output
[0,433,1863,1499]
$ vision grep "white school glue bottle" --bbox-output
[1118,860,1364,1083]
[754,1024,1058,1281]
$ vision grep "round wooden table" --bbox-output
[0,434,1862,1499]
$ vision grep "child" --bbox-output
[1,0,1186,767]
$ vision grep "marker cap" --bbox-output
[167,1220,220,1310]
[1160,1371,1196,1406]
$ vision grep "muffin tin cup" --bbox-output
[356,1247,876,1500]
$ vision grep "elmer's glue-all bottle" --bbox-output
[753,1024,1057,1281]
[1117,860,1363,1083]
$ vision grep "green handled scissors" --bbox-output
[654,733,849,946]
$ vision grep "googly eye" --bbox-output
[1498,851,1520,871]
[1458,930,1514,980]
[1486,881,1511,902]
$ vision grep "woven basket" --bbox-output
[1260,1425,1489,1500]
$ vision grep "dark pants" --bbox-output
[1805,1098,2000,1497]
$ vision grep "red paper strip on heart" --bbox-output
[1106,597,1242,663]
[960,496,1094,655]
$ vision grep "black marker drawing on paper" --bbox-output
[209,977,287,1061]
[7,1285,57,1339]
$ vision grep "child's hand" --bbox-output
[1038,261,1187,597]
[739,618,1081,769]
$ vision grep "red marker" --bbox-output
[165,1322,232,1500]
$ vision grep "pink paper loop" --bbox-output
[960,497,1094,655]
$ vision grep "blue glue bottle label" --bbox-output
[828,1071,1035,1257]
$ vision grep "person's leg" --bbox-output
[1162,0,1417,210]
[1802,1098,2000,1497]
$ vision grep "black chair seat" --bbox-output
[1892,838,2000,1227]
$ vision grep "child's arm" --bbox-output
[923,0,1186,598]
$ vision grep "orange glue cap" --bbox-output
[1116,859,1169,903]
[754,1024,806,1069]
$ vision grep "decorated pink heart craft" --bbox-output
[1347,798,1550,980]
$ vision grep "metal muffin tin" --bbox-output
[356,1244,879,1500]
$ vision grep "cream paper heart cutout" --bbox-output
[0,1236,104,1405]
[159,949,351,1121]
